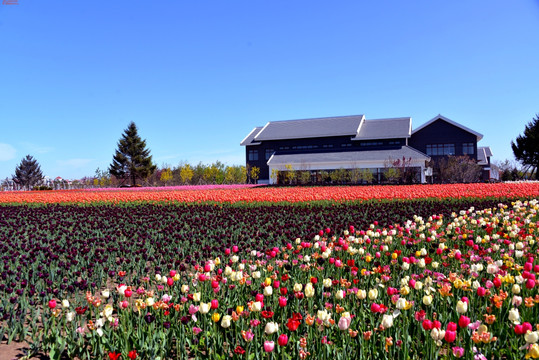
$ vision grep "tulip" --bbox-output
[264,341,275,352]
[193,292,201,302]
[477,287,487,297]
[279,296,287,307]
[251,301,262,312]
[338,315,351,330]
[211,299,219,309]
[211,313,221,322]
[221,315,232,328]
[525,331,539,344]
[422,319,433,331]
[445,330,456,343]
[264,322,279,335]
[304,283,315,298]
[508,308,520,323]
[48,299,57,309]
[61,299,70,308]
[456,300,467,314]
[264,286,273,296]
[120,300,129,309]
[396,298,407,310]
[66,311,75,322]
[458,315,470,328]
[356,289,366,300]
[200,302,211,314]
[277,334,288,346]
[381,314,393,329]
[423,294,433,306]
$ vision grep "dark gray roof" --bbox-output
[240,126,263,146]
[412,114,483,141]
[352,117,411,140]
[267,146,430,166]
[477,146,492,165]
[253,115,365,141]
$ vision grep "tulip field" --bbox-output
[1,184,539,359]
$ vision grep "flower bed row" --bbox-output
[1,182,539,204]
[1,199,539,359]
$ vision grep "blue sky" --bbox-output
[1,1,538,180]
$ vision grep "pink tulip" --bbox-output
[338,316,351,331]
[264,341,275,352]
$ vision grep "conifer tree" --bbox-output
[511,114,539,178]
[13,155,43,190]
[109,122,156,186]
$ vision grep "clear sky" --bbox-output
[1,0,538,180]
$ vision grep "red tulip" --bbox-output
[458,315,470,328]
[477,287,487,297]
[278,334,288,346]
[422,319,433,331]
[48,299,57,309]
[445,330,456,343]
[108,352,121,360]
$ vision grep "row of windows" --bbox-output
[360,141,383,147]
[426,144,455,156]
[426,143,475,156]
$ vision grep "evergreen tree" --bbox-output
[13,155,43,190]
[511,114,539,178]
[109,122,156,186]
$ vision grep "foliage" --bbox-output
[12,155,43,190]
[512,114,539,178]
[359,169,374,184]
[298,171,312,184]
[249,166,260,184]
[384,167,400,184]
[433,156,482,183]
[284,165,296,185]
[160,168,173,184]
[109,122,157,186]
[330,168,349,184]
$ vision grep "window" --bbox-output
[388,140,401,145]
[462,143,474,155]
[323,144,334,148]
[360,141,383,147]
[279,146,290,150]
[248,150,258,161]
[426,144,455,156]
[265,149,274,160]
[341,143,352,147]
